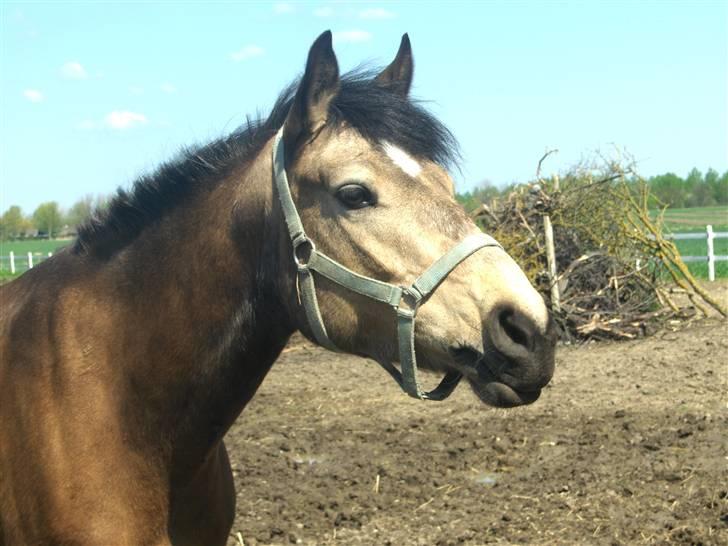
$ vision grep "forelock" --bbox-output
[327,69,460,170]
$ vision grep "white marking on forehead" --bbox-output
[383,142,422,178]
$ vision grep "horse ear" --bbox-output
[284,31,340,153]
[374,34,413,97]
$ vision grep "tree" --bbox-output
[705,169,728,205]
[471,180,502,205]
[456,180,504,212]
[0,206,27,240]
[32,202,63,237]
[66,195,96,229]
[687,182,715,207]
[683,168,703,206]
[648,173,686,208]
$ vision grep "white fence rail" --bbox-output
[0,251,53,274]
[664,224,728,282]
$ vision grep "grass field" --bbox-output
[0,238,71,255]
[656,205,728,231]
[0,239,71,279]
[672,237,728,278]
[652,206,728,278]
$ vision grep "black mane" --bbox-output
[74,69,459,258]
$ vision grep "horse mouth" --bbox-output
[449,345,541,408]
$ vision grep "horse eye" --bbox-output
[336,184,374,209]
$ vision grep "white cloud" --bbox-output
[333,30,372,44]
[23,89,44,103]
[104,111,147,130]
[274,3,294,14]
[160,82,177,94]
[230,45,265,62]
[359,8,395,19]
[77,110,148,130]
[314,7,334,17]
[60,61,88,80]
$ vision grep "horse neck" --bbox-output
[107,137,294,469]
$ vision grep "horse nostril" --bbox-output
[498,308,533,351]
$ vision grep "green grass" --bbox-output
[654,205,728,231]
[0,270,17,282]
[646,206,728,278]
[671,235,728,279]
[0,238,72,278]
[0,238,71,255]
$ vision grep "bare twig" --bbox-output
[536,149,559,182]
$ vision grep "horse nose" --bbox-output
[484,305,556,390]
[497,307,536,352]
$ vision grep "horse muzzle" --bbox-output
[450,305,557,408]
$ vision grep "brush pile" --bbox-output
[471,156,726,342]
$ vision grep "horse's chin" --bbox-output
[447,344,542,408]
[466,378,541,408]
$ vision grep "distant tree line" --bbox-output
[0,195,107,240]
[646,168,727,209]
[456,167,728,213]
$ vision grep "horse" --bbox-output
[0,31,556,545]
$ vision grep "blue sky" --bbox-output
[1,1,726,213]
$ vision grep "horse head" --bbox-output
[276,32,556,407]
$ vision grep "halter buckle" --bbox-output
[396,286,422,318]
[292,234,316,270]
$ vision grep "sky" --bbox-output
[1,1,726,213]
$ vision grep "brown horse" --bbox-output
[0,32,556,545]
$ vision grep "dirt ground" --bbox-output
[226,285,728,546]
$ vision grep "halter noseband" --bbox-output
[273,129,502,400]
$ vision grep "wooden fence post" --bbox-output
[706,224,715,282]
[544,174,561,312]
[9,251,15,274]
[27,252,33,269]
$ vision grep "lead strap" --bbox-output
[296,267,338,352]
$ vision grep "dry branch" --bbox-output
[472,156,724,341]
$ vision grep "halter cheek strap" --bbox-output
[273,129,502,400]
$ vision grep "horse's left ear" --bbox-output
[374,34,414,97]
[284,30,340,155]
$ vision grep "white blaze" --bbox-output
[383,142,422,178]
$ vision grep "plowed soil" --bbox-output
[226,288,728,546]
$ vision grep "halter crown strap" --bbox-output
[272,129,503,400]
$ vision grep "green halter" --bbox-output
[273,129,502,400]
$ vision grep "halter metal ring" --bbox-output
[396,286,421,317]
[292,234,316,270]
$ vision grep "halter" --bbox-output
[273,129,503,400]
